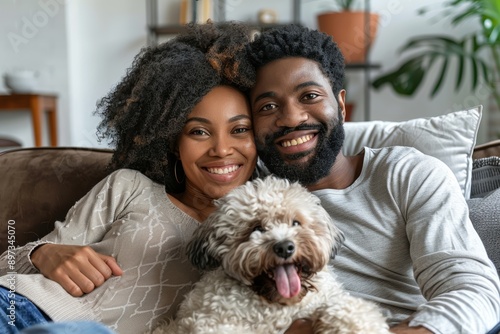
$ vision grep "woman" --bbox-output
[0,22,256,333]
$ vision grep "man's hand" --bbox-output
[284,319,314,334]
[31,244,123,297]
[390,319,433,333]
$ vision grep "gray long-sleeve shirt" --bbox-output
[314,146,500,334]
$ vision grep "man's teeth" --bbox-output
[281,135,313,147]
[207,165,239,175]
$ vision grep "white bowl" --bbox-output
[3,71,39,93]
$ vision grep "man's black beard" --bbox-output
[256,120,345,185]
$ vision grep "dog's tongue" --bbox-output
[274,264,301,298]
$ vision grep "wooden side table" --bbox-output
[0,94,58,147]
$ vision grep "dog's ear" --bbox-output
[324,212,345,260]
[186,216,222,270]
[330,227,345,260]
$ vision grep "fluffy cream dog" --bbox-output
[152,176,390,334]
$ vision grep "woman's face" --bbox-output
[178,85,257,201]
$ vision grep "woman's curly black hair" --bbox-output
[95,21,253,193]
[243,24,345,98]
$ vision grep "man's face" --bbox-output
[250,57,346,185]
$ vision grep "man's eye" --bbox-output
[303,93,318,100]
[261,104,277,112]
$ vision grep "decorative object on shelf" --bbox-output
[3,70,39,93]
[371,0,500,127]
[316,0,379,64]
[179,0,213,24]
[258,9,278,24]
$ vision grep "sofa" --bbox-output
[0,107,499,277]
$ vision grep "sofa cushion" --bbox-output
[471,157,500,198]
[0,147,114,253]
[467,187,500,276]
[343,106,482,199]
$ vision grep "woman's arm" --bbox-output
[0,169,139,295]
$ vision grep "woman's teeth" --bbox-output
[207,165,239,175]
[281,134,313,147]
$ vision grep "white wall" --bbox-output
[0,0,70,146]
[65,0,147,147]
[0,0,493,148]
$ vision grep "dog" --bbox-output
[152,176,390,334]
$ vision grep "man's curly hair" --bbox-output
[95,21,253,193]
[244,24,345,98]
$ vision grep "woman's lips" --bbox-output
[205,164,241,175]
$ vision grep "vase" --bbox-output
[317,11,379,64]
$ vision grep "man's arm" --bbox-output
[402,156,500,333]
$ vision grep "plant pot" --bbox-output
[317,11,379,64]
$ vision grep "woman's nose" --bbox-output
[208,137,234,157]
[275,103,308,128]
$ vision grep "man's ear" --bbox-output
[337,89,347,122]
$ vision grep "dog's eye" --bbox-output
[292,220,301,227]
[253,225,265,232]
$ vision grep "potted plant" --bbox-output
[372,0,500,113]
[317,0,379,64]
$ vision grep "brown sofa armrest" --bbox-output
[0,147,114,253]
[473,139,500,160]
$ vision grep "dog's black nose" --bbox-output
[273,240,295,259]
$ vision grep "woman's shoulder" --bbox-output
[105,168,163,189]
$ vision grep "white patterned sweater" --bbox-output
[0,169,201,333]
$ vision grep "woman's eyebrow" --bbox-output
[228,114,251,122]
[185,117,210,125]
[185,114,251,125]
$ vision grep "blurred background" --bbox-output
[0,0,498,149]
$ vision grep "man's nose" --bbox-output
[275,103,308,128]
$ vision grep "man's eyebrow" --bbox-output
[295,81,323,91]
[253,91,276,104]
[253,81,324,104]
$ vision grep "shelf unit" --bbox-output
[145,0,378,120]
[146,0,302,45]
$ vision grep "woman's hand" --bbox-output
[284,319,314,334]
[31,244,123,297]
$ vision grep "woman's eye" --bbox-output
[190,129,208,136]
[292,220,301,227]
[233,127,251,134]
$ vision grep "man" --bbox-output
[243,24,500,333]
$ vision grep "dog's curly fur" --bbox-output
[152,176,390,334]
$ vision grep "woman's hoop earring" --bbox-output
[174,160,185,184]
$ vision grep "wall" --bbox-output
[0,0,70,146]
[0,0,493,147]
[223,0,491,143]
[65,0,147,147]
